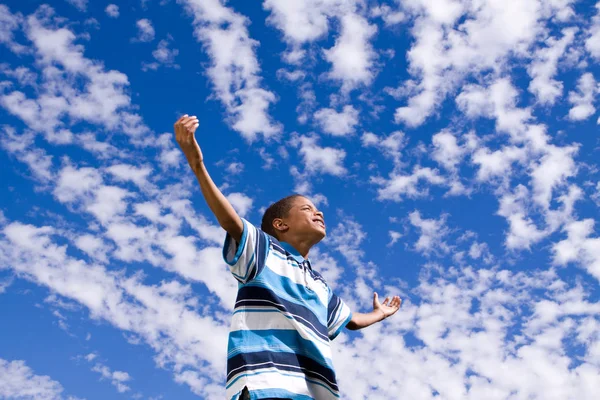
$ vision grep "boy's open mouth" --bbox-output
[313,218,325,229]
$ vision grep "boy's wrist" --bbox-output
[376,309,386,322]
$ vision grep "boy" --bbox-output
[174,115,402,400]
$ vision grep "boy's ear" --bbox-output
[273,218,288,233]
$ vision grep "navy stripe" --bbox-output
[227,351,338,392]
[235,285,328,340]
[249,228,268,281]
[327,295,340,326]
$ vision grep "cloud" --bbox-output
[142,37,180,71]
[0,220,231,397]
[362,130,407,166]
[295,135,347,176]
[332,264,599,400]
[528,28,577,105]
[314,105,359,136]
[177,0,281,141]
[0,8,151,143]
[431,130,465,171]
[323,12,378,91]
[553,218,600,282]
[226,192,253,217]
[372,166,446,201]
[135,19,155,42]
[409,211,451,256]
[585,2,600,59]
[567,72,598,121]
[371,4,405,27]
[393,0,575,127]
[0,358,73,400]
[105,4,119,18]
[90,362,132,393]
[0,5,27,54]
[65,0,88,12]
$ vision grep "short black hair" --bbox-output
[261,194,304,239]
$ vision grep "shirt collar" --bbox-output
[279,241,308,263]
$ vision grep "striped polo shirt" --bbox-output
[223,218,352,400]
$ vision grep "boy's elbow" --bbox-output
[345,319,360,331]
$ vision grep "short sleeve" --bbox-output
[327,289,353,340]
[222,218,269,284]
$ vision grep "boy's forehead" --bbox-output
[291,196,314,208]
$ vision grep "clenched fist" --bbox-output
[174,114,203,170]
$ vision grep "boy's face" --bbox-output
[280,196,326,241]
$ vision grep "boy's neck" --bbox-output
[280,237,314,259]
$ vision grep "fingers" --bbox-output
[373,292,379,307]
[175,115,199,143]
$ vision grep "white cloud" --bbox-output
[177,0,281,141]
[0,5,27,54]
[409,211,451,255]
[0,358,69,400]
[388,230,402,247]
[371,4,405,26]
[105,4,119,18]
[372,166,446,201]
[332,265,598,400]
[585,2,600,59]
[135,19,155,42]
[392,0,574,127]
[553,218,600,282]
[323,12,378,91]
[143,38,180,71]
[314,105,359,136]
[296,135,347,176]
[0,9,150,142]
[65,0,87,12]
[106,164,152,189]
[361,130,407,166]
[226,192,253,217]
[263,0,333,45]
[0,220,231,397]
[431,130,465,171]
[528,28,577,105]
[91,362,132,393]
[567,72,598,121]
[264,1,379,91]
[0,276,12,293]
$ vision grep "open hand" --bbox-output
[373,292,401,320]
[174,115,203,167]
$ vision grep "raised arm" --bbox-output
[174,115,243,243]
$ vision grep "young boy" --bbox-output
[174,115,401,400]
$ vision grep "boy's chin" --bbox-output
[313,228,326,241]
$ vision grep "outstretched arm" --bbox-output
[174,115,243,243]
[346,292,401,330]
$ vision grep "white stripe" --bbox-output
[226,368,340,400]
[227,361,338,390]
[265,252,329,305]
[328,301,351,337]
[226,219,257,281]
[229,308,333,356]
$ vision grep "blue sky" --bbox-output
[0,0,599,399]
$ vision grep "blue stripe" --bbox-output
[234,284,329,340]
[329,311,352,341]
[231,309,330,346]
[227,329,334,370]
[254,268,327,321]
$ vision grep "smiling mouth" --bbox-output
[314,220,326,229]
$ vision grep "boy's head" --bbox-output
[261,195,326,243]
